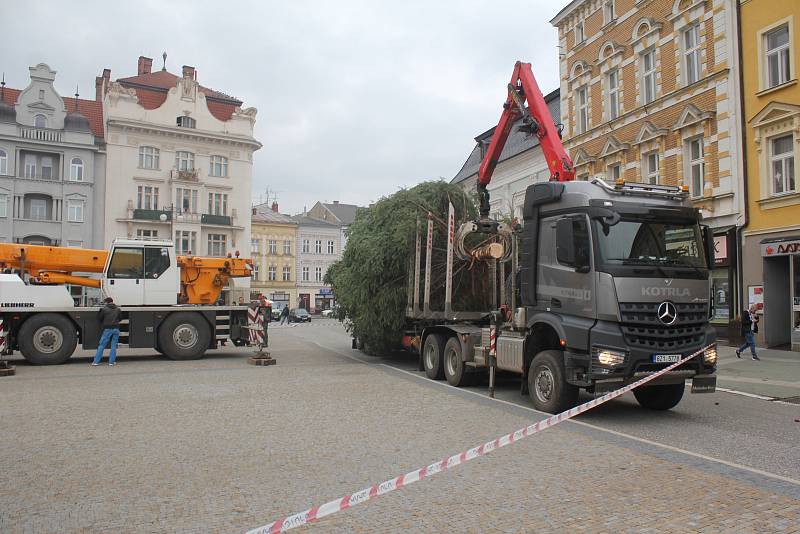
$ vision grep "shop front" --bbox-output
[315,287,334,314]
[760,237,800,351]
[710,228,737,340]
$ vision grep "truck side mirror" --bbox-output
[702,225,714,269]
[557,217,591,273]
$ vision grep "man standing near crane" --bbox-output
[91,297,122,367]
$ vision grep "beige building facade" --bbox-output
[250,203,298,311]
[551,0,745,336]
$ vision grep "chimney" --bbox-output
[138,56,153,75]
[271,201,279,213]
[95,68,111,101]
[182,65,196,80]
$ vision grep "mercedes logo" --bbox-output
[657,301,678,325]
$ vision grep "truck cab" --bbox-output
[101,239,180,306]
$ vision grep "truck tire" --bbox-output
[443,336,469,387]
[158,313,211,361]
[633,383,685,411]
[18,313,77,365]
[423,333,446,380]
[528,350,578,414]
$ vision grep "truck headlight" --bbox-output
[703,346,717,365]
[592,347,626,368]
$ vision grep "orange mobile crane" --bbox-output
[0,239,255,364]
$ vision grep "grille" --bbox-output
[619,302,707,352]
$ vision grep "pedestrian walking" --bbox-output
[736,305,760,361]
[280,305,290,325]
[92,297,122,366]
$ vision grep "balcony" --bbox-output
[170,169,200,182]
[202,213,232,226]
[133,209,172,221]
[18,126,63,143]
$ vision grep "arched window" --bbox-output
[209,155,228,177]
[176,116,196,128]
[70,157,84,181]
[0,149,7,175]
[34,114,47,129]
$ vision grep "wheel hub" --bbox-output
[33,326,63,354]
[535,367,554,403]
[425,344,435,370]
[173,324,199,349]
[446,349,458,376]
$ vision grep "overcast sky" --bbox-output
[2,0,561,214]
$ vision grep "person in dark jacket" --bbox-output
[92,297,122,366]
[280,305,290,325]
[736,305,760,361]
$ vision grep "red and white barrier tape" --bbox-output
[246,345,712,534]
[0,319,5,353]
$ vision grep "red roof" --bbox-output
[116,70,242,122]
[1,87,104,138]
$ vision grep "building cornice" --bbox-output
[106,118,262,150]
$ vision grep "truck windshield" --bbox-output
[593,219,706,269]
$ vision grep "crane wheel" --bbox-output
[158,313,211,360]
[19,313,77,365]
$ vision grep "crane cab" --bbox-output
[101,239,181,306]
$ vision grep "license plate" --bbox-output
[653,354,681,363]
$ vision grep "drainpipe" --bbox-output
[734,0,749,323]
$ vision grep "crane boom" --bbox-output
[477,61,575,218]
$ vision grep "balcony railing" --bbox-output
[202,213,232,226]
[133,209,172,221]
[170,169,200,182]
[19,126,63,143]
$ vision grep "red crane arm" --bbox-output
[476,61,575,218]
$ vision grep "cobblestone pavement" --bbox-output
[1,324,799,533]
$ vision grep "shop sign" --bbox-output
[714,235,727,265]
[761,239,800,257]
[319,287,333,296]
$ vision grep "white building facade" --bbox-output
[99,57,261,259]
[292,214,341,313]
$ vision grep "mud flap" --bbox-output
[691,375,716,393]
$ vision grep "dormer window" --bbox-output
[34,114,47,129]
[177,116,196,128]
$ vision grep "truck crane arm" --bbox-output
[477,61,575,219]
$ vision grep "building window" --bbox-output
[686,136,704,198]
[327,240,335,254]
[765,24,791,88]
[176,187,198,214]
[69,157,84,181]
[251,238,260,253]
[208,192,228,215]
[575,20,584,44]
[607,163,621,182]
[577,172,590,181]
[175,230,196,254]
[40,156,53,180]
[576,86,588,134]
[67,200,84,222]
[603,0,615,24]
[771,134,796,195]
[139,146,160,169]
[67,240,83,248]
[641,49,656,104]
[283,240,291,255]
[175,151,195,171]
[282,266,291,281]
[252,263,260,281]
[34,114,47,129]
[24,154,36,178]
[137,186,159,210]
[0,149,7,175]
[208,233,226,256]
[643,151,659,184]
[137,229,158,240]
[209,155,228,177]
[607,69,620,120]
[268,265,277,281]
[302,239,310,253]
[315,239,322,254]
[30,198,48,220]
[176,116,196,128]
[315,267,323,282]
[268,239,277,254]
[683,24,701,85]
[302,266,309,281]
[0,194,7,217]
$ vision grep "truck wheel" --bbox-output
[423,333,446,380]
[18,313,77,365]
[158,313,211,361]
[443,337,469,387]
[633,384,685,411]
[528,350,578,414]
